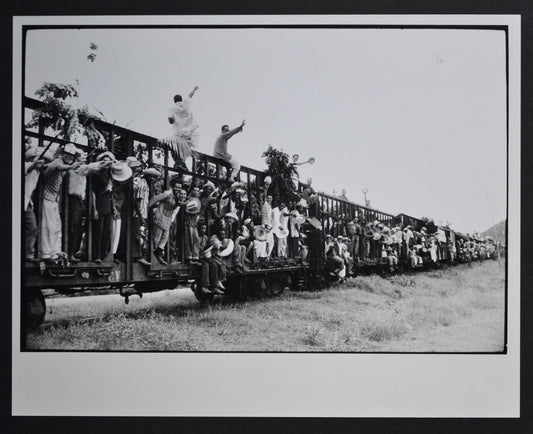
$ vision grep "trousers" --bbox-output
[41,199,62,258]
[25,205,38,258]
[68,195,84,257]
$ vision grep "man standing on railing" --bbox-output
[213,120,246,181]
[160,86,200,171]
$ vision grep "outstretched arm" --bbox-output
[225,120,246,140]
[188,85,199,99]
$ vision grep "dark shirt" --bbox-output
[91,171,113,215]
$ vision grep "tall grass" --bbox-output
[26,260,505,352]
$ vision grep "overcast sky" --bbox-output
[24,27,507,234]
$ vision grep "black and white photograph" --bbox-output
[12,14,520,417]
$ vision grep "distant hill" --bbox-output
[481,220,506,245]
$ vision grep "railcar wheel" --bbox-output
[24,289,46,331]
[268,274,288,296]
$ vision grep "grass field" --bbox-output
[25,259,506,352]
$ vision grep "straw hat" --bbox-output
[144,167,161,178]
[253,225,268,241]
[185,197,201,214]
[203,181,215,191]
[295,214,307,224]
[96,151,116,162]
[274,225,289,239]
[110,162,133,182]
[219,239,235,257]
[62,143,78,156]
[224,212,239,222]
[230,181,246,191]
[126,156,142,168]
[201,245,214,259]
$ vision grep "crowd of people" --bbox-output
[24,87,503,294]
[322,219,501,281]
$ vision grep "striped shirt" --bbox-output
[133,177,149,219]
[261,201,273,228]
[42,158,67,202]
[153,189,178,230]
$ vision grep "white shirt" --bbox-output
[168,99,198,138]
[68,162,102,199]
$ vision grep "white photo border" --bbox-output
[12,14,520,417]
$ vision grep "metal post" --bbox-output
[125,135,133,280]
[62,173,69,255]
[36,121,45,258]
[164,146,170,264]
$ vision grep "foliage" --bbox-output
[87,42,98,62]
[261,145,300,205]
[26,82,102,144]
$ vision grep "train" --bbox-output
[21,96,504,333]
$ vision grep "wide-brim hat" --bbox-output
[219,239,235,257]
[224,212,239,222]
[185,197,201,214]
[203,181,215,190]
[96,150,116,162]
[110,162,133,182]
[230,181,246,191]
[126,156,142,168]
[275,226,289,239]
[144,167,161,178]
[295,215,307,224]
[253,225,268,241]
[62,143,78,156]
[201,245,214,259]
